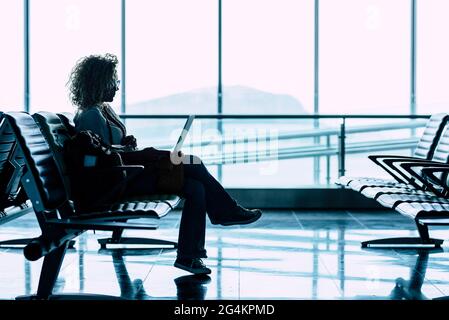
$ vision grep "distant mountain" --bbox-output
[126,86,309,147]
[127,85,307,114]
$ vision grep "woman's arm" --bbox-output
[75,108,111,145]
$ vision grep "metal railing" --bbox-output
[120,114,431,185]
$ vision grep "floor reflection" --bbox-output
[356,249,442,300]
[389,251,430,300]
[106,248,212,300]
[104,248,177,299]
[110,250,151,300]
[174,275,211,300]
[1,210,449,300]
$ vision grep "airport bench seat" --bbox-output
[0,111,35,247]
[3,111,180,299]
[376,193,449,209]
[338,114,449,249]
[395,202,449,221]
[33,111,181,249]
[336,113,449,189]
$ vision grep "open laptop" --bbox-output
[84,116,195,167]
[173,115,195,153]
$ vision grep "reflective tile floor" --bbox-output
[1,209,449,300]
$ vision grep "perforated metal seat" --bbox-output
[360,186,433,199]
[349,180,409,193]
[376,193,449,209]
[395,202,449,220]
[76,200,173,221]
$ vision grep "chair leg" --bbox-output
[16,242,68,300]
[361,221,444,249]
[16,241,124,300]
[111,228,124,242]
[416,221,431,243]
[36,243,68,299]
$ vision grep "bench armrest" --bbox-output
[368,155,424,184]
[420,165,449,194]
[398,161,448,196]
[379,158,443,188]
[369,155,424,162]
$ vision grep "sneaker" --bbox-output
[174,258,212,275]
[213,206,262,226]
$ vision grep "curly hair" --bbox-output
[68,53,118,109]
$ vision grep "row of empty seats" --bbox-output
[0,111,181,299]
[337,113,449,248]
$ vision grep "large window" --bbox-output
[5,0,449,189]
[126,0,218,115]
[30,0,121,113]
[320,0,410,114]
[222,0,314,114]
[0,0,24,111]
[417,0,449,114]
[220,0,315,186]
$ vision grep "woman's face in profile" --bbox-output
[103,72,119,103]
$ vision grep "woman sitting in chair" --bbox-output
[67,53,262,274]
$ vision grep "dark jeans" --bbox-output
[122,154,238,259]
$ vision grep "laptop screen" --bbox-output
[173,115,195,152]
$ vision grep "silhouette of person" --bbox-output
[68,54,262,274]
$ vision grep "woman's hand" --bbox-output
[122,135,137,150]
